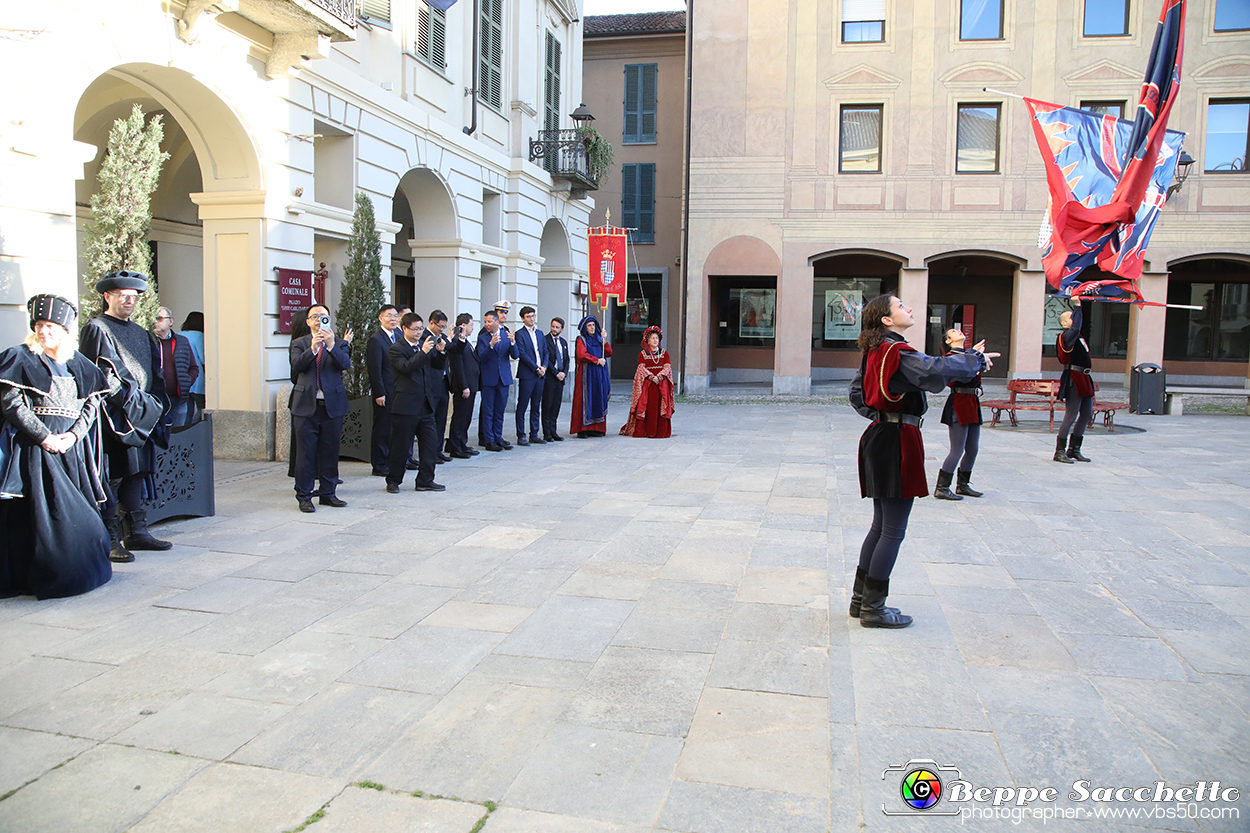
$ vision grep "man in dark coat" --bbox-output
[476,309,517,452]
[542,316,570,442]
[445,312,480,458]
[365,304,400,476]
[289,304,351,513]
[152,306,200,429]
[387,311,447,492]
[78,271,170,562]
[513,305,549,446]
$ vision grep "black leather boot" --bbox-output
[123,509,172,551]
[105,515,135,563]
[956,469,983,497]
[934,469,962,501]
[859,576,912,629]
[1067,435,1091,462]
[1054,436,1074,463]
[850,567,899,618]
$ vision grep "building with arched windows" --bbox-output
[1,0,595,458]
[684,0,1250,394]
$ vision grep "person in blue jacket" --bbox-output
[513,305,549,446]
[476,308,517,452]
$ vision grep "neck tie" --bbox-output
[315,343,323,392]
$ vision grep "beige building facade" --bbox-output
[583,12,687,379]
[1,0,596,458]
[685,0,1250,394]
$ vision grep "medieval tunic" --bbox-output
[1056,306,1096,400]
[570,317,612,436]
[620,348,674,438]
[940,347,984,426]
[0,346,112,599]
[850,333,985,499]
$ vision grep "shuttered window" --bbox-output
[623,64,658,144]
[479,0,503,110]
[544,32,561,132]
[360,0,390,25]
[622,163,656,244]
[417,2,447,70]
[842,0,885,41]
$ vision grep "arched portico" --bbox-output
[925,252,1024,378]
[809,250,906,381]
[697,235,785,393]
[395,167,460,318]
[538,219,577,336]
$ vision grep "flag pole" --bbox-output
[983,87,1027,100]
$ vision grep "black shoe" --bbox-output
[500,440,513,450]
[450,451,472,459]
[516,436,530,446]
[849,567,899,619]
[530,435,546,444]
[485,442,503,452]
[1067,436,1091,463]
[123,510,173,550]
[406,460,419,471]
[105,515,135,563]
[319,495,347,507]
[551,434,564,442]
[859,576,912,629]
[956,469,984,497]
[577,432,590,438]
[298,499,316,513]
[371,469,388,477]
[414,481,446,492]
[386,484,400,494]
[1054,436,1075,464]
[466,447,481,456]
[438,453,452,462]
[934,469,962,501]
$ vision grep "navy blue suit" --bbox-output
[366,327,399,472]
[387,335,446,488]
[290,334,351,501]
[476,327,517,445]
[514,325,549,440]
[542,332,570,440]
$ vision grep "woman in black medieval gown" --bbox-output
[0,294,113,599]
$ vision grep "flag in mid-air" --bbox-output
[1027,0,1186,301]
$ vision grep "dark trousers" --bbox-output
[516,376,543,439]
[371,401,391,472]
[450,390,477,452]
[389,409,438,488]
[1058,395,1094,439]
[434,393,449,454]
[857,497,914,581]
[480,383,507,444]
[293,402,344,500]
[104,474,146,519]
[542,377,565,438]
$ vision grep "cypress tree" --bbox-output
[337,191,385,400]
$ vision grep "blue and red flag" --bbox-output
[1027,0,1186,302]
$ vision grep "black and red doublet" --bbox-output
[850,333,986,500]
[940,348,983,426]
[1057,320,1095,400]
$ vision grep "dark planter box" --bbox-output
[338,396,373,463]
[144,413,216,523]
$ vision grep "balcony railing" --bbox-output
[529,129,599,195]
[308,0,357,29]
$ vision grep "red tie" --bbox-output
[315,344,323,392]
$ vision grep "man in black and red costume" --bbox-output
[1054,300,1095,464]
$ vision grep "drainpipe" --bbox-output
[464,0,479,135]
[678,0,693,394]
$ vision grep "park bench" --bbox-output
[983,379,1127,432]
[1164,386,1250,416]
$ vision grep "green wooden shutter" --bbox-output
[544,32,561,132]
[623,64,658,144]
[418,2,447,69]
[360,0,390,25]
[622,164,655,243]
[639,64,657,142]
[479,0,503,110]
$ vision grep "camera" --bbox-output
[318,314,330,329]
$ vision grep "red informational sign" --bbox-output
[960,305,975,346]
[588,226,627,308]
[278,268,313,333]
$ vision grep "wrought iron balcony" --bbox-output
[529,129,599,197]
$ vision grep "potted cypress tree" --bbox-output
[335,191,386,462]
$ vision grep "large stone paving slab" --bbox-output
[1,404,1248,831]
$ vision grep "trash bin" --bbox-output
[1130,363,1165,414]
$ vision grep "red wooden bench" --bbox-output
[982,379,1128,432]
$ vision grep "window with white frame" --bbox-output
[842,0,886,42]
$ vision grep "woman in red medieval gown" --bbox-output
[620,326,674,438]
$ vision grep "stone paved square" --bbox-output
[1,402,1248,832]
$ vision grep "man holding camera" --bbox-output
[476,308,517,452]
[365,304,400,476]
[387,311,448,493]
[289,304,352,513]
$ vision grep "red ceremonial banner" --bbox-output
[588,226,627,308]
[278,268,313,333]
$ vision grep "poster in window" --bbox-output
[824,289,862,340]
[733,288,776,339]
[1042,296,1069,347]
[625,297,650,331]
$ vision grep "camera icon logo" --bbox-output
[882,759,962,816]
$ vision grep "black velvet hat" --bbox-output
[95,270,149,293]
[27,294,78,331]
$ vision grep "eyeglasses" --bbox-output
[156,316,171,321]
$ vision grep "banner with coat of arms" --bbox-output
[588,225,627,308]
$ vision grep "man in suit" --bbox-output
[387,311,447,493]
[366,304,400,476]
[446,312,480,458]
[542,316,570,442]
[289,304,351,512]
[476,308,517,452]
[513,305,549,446]
[425,310,453,466]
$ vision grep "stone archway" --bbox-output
[809,250,906,381]
[538,219,577,335]
[395,167,460,317]
[699,235,785,392]
[925,252,1022,377]
[74,63,267,451]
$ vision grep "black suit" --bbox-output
[542,332,570,440]
[290,334,351,501]
[447,331,480,454]
[387,335,446,488]
[366,327,399,472]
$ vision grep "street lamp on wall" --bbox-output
[570,103,596,126]
[1166,151,1196,200]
